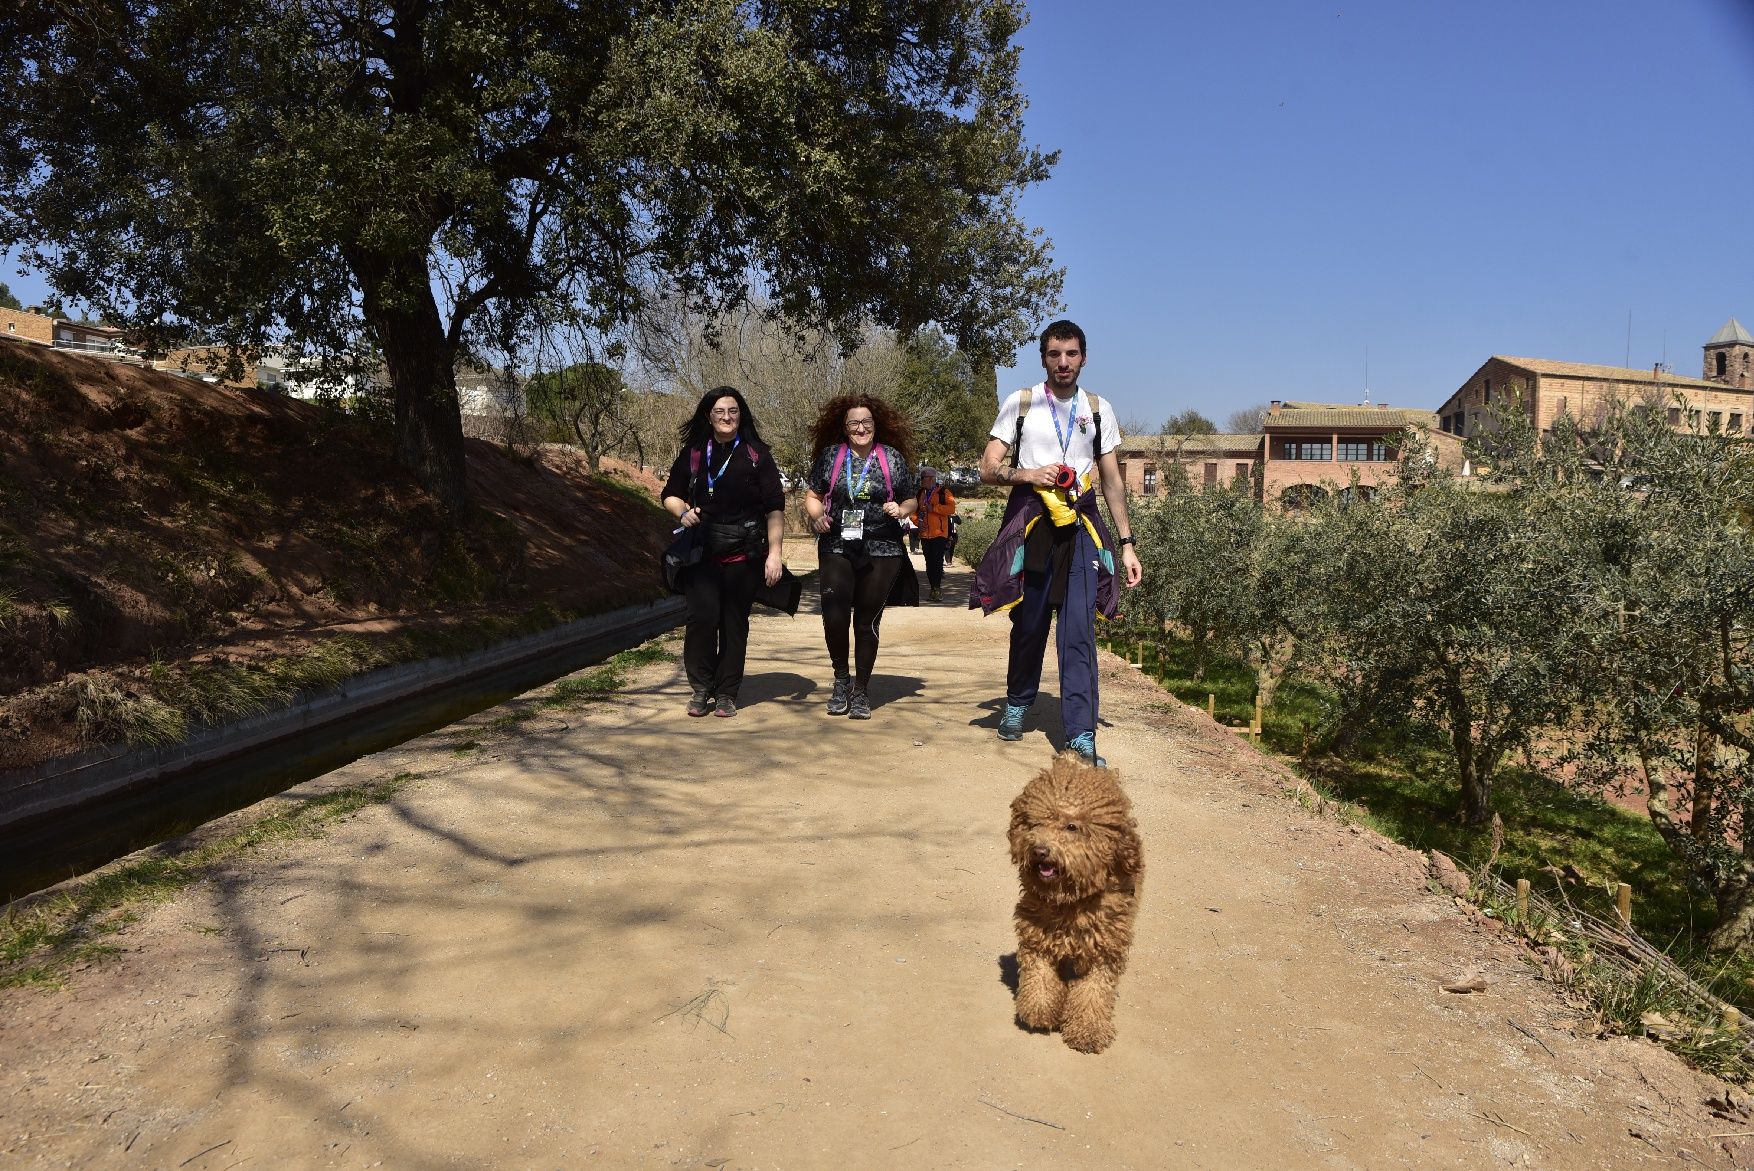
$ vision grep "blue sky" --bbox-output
[992,0,1754,429]
[7,0,1752,431]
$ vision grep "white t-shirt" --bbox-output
[989,383,1122,478]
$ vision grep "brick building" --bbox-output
[1115,401,1463,508]
[1436,319,1754,438]
[150,346,258,388]
[0,307,55,346]
[1260,402,1464,507]
[1115,433,1260,498]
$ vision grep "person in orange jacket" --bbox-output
[915,466,959,602]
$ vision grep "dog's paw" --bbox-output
[1060,1015,1116,1054]
[1014,995,1060,1033]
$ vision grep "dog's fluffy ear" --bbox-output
[1008,793,1031,866]
[1111,819,1144,882]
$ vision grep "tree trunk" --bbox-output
[1708,872,1754,951]
[350,247,471,514]
[1446,671,1491,825]
[1691,724,1714,841]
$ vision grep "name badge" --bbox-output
[839,508,865,542]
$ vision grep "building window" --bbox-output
[1689,409,1701,428]
[1234,462,1250,485]
[1336,440,1388,461]
[5,323,12,333]
[1279,484,1328,510]
[1142,466,1157,495]
[1281,441,1332,461]
[1203,462,1218,486]
[1732,413,1744,433]
[1718,352,1728,377]
[1667,407,1681,426]
[1709,410,1723,431]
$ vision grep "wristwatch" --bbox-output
[1117,536,1136,547]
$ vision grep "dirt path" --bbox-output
[2,556,1747,1169]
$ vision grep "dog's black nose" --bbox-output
[1031,845,1051,862]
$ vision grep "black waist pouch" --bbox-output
[706,519,763,557]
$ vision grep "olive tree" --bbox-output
[1277,464,1595,825]
[1492,404,1754,949]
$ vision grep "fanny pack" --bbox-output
[706,519,764,557]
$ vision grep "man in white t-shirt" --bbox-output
[975,320,1143,767]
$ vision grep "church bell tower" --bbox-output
[1704,318,1754,390]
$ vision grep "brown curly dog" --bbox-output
[1008,752,1144,1053]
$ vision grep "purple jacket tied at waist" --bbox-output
[967,485,1118,619]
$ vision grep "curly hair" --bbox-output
[807,394,916,467]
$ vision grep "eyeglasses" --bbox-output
[845,419,875,431]
[711,408,741,419]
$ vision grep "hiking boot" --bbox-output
[848,689,872,720]
[1067,732,1107,768]
[714,696,738,718]
[998,703,1027,742]
[929,586,941,602]
[687,690,712,718]
[827,676,852,716]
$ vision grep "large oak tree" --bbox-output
[0,0,1061,511]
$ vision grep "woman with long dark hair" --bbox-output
[803,394,919,719]
[661,386,786,717]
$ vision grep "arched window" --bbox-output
[1279,484,1328,511]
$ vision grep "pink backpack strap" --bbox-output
[874,445,893,499]
[828,443,848,496]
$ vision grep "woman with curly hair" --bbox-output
[661,386,786,718]
[803,394,920,719]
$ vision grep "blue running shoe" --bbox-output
[998,703,1027,742]
[1067,732,1107,768]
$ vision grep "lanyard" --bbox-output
[1047,389,1080,461]
[705,437,740,497]
[842,444,877,500]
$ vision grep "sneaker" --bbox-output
[827,676,851,715]
[929,587,941,602]
[848,689,872,720]
[687,691,712,718]
[1067,732,1107,768]
[714,696,738,718]
[997,703,1027,742]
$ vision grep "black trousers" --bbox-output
[683,557,760,700]
[922,537,949,590]
[819,552,902,689]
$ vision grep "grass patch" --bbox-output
[0,771,420,989]
[544,641,674,707]
[592,471,668,517]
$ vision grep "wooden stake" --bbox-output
[1515,878,1530,925]
[1725,1006,1742,1034]
[1207,692,1215,718]
[1615,882,1632,928]
[1253,693,1264,734]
